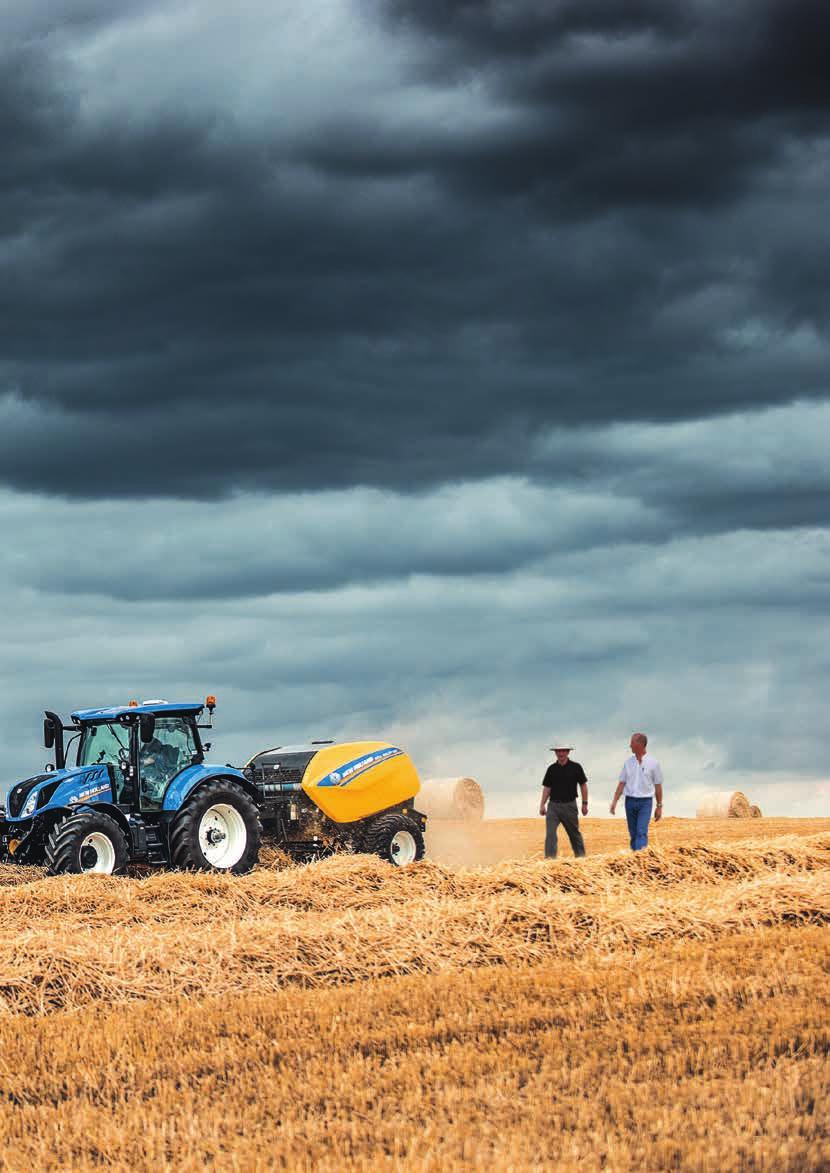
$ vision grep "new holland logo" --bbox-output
[317,747,404,788]
[69,780,111,804]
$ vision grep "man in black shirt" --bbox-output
[539,743,588,858]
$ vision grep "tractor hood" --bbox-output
[5,764,113,822]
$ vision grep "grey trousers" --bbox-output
[545,801,586,858]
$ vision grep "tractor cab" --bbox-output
[69,702,207,811]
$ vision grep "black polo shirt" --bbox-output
[543,759,587,802]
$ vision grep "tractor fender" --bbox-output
[76,801,134,845]
[35,802,134,845]
[27,805,71,838]
[11,802,134,866]
[162,764,257,813]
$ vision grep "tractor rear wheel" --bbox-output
[45,810,129,876]
[169,779,262,874]
[363,812,425,866]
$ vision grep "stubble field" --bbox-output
[0,817,827,1171]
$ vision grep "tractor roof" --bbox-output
[71,701,204,722]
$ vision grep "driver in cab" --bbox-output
[139,734,182,805]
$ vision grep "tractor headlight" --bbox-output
[22,794,37,818]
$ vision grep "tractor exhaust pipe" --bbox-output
[44,711,66,771]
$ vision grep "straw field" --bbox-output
[0,819,827,1171]
[426,814,830,867]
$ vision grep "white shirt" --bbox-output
[619,753,663,798]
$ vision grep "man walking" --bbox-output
[610,732,663,851]
[539,742,588,858]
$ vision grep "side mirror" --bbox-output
[44,717,55,750]
[139,713,156,743]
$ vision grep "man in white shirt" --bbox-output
[610,732,663,851]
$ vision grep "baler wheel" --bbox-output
[363,812,425,867]
[45,810,129,876]
[169,779,262,874]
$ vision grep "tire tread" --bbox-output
[363,811,425,865]
[44,810,129,876]
[169,779,262,873]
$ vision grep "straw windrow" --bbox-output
[0,827,827,1170]
[0,835,826,1017]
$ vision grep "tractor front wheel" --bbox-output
[364,812,425,867]
[45,810,129,876]
[169,780,262,874]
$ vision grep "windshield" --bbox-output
[78,722,131,768]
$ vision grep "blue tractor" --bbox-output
[0,698,263,875]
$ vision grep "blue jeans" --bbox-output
[625,796,653,851]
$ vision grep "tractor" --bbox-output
[0,698,426,875]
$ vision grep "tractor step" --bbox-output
[144,823,167,864]
[127,816,167,864]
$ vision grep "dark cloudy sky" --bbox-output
[2,0,828,815]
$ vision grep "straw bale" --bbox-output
[750,805,762,818]
[419,776,485,820]
[696,791,754,818]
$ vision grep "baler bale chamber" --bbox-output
[244,740,427,865]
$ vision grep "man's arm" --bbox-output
[539,785,551,816]
[652,759,664,821]
[609,781,625,815]
[579,779,588,815]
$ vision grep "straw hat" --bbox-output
[549,740,573,751]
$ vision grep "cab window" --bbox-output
[139,717,199,809]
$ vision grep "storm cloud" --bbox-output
[2,0,828,497]
[0,0,828,814]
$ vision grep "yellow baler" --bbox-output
[244,740,426,865]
